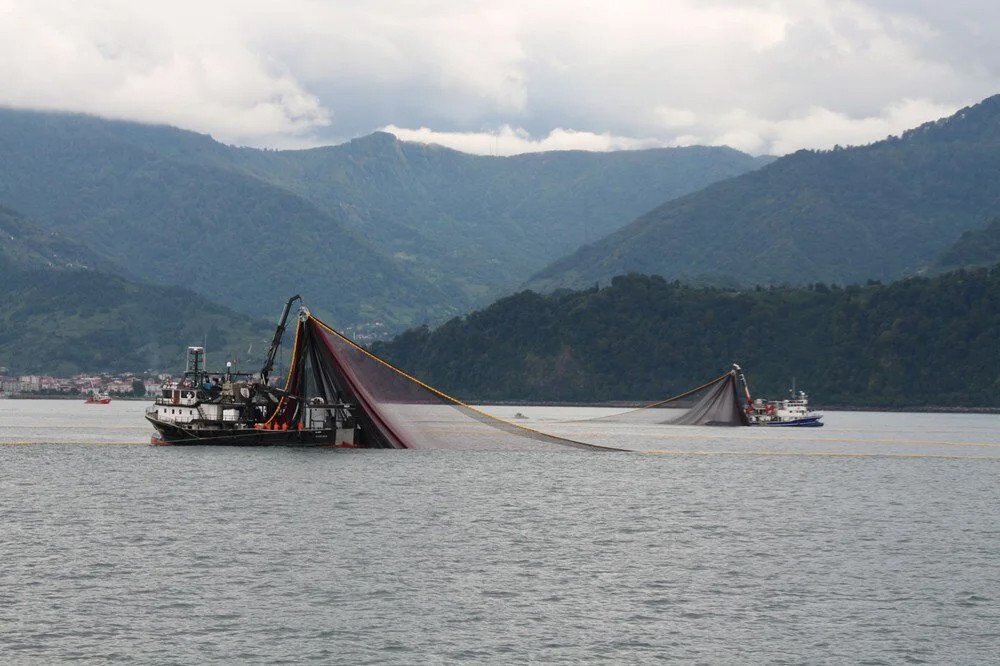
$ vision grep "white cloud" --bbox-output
[385,97,962,157]
[651,98,962,154]
[0,0,996,153]
[0,0,330,145]
[381,124,664,155]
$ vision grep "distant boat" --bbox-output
[85,388,111,405]
[733,365,824,427]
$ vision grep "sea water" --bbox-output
[2,399,999,663]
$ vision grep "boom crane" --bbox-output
[259,294,301,386]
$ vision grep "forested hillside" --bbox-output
[935,215,1000,271]
[0,208,273,375]
[529,95,1000,293]
[0,206,117,272]
[232,132,771,302]
[0,113,448,329]
[374,269,1000,408]
[0,109,768,328]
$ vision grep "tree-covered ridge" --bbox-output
[374,269,1000,408]
[0,108,769,329]
[249,133,773,294]
[0,264,275,376]
[528,94,1000,293]
[0,112,449,329]
[0,206,275,375]
[0,206,117,273]
[935,215,1000,270]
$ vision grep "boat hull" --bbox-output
[762,416,824,427]
[146,416,357,447]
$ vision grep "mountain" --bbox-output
[373,269,1000,408]
[935,215,1000,271]
[528,95,1000,292]
[0,111,447,330]
[0,108,770,329]
[230,133,772,303]
[0,207,274,375]
[0,205,118,272]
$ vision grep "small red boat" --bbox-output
[85,390,112,405]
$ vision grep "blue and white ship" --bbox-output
[746,391,824,427]
[733,365,824,427]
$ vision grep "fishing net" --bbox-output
[261,310,747,449]
[575,370,749,426]
[264,312,622,450]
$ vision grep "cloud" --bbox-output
[651,98,962,154]
[380,124,664,155]
[0,0,997,153]
[0,0,330,146]
[385,98,961,156]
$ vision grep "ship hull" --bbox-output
[762,416,824,427]
[146,416,357,447]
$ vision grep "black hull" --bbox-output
[146,416,354,447]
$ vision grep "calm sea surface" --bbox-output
[2,399,999,663]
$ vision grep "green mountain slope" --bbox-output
[935,215,1000,271]
[0,208,274,375]
[231,134,772,301]
[374,270,1000,408]
[0,111,449,329]
[0,205,118,272]
[0,108,769,328]
[528,95,1000,292]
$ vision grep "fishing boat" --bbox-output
[145,296,360,447]
[85,388,111,404]
[733,365,824,427]
[745,391,824,427]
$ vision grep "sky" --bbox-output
[1,0,997,156]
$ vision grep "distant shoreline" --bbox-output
[1,394,148,401]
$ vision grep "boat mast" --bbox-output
[732,363,752,405]
[260,295,301,386]
[186,346,204,376]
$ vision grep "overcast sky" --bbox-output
[2,0,997,155]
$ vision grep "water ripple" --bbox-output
[2,407,1000,662]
